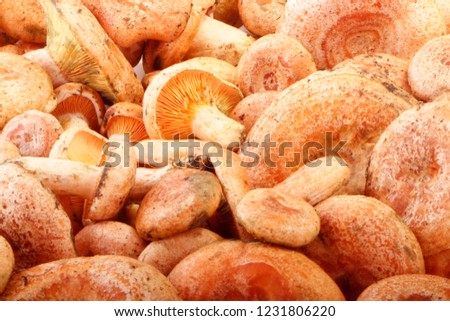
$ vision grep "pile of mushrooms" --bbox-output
[1,0,450,302]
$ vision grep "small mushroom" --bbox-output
[100,102,149,143]
[10,137,137,225]
[1,110,63,157]
[0,52,56,129]
[408,35,450,101]
[81,0,192,48]
[52,82,105,131]
[135,168,222,241]
[237,33,317,96]
[238,0,286,36]
[74,221,148,259]
[24,0,144,104]
[0,162,77,270]
[229,91,279,136]
[138,227,223,276]
[0,236,14,294]
[237,188,320,248]
[143,67,244,148]
[0,0,47,44]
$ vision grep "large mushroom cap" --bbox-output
[0,52,56,129]
[41,0,144,104]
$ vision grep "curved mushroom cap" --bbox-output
[278,0,446,69]
[408,35,450,101]
[0,236,14,294]
[1,110,63,157]
[238,0,286,36]
[168,240,345,300]
[357,274,450,301]
[0,162,77,270]
[243,72,414,193]
[136,169,222,241]
[101,102,148,142]
[0,52,56,129]
[236,188,320,248]
[302,195,425,300]
[81,0,192,48]
[53,82,105,131]
[74,221,147,258]
[41,0,144,104]
[0,255,180,300]
[213,0,241,27]
[236,33,317,96]
[143,68,243,143]
[138,227,222,276]
[366,97,450,257]
[0,0,47,43]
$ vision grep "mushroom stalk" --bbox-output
[191,106,244,147]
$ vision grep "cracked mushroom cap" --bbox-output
[0,0,47,43]
[0,52,56,129]
[81,0,192,48]
[40,0,144,104]
[53,82,105,131]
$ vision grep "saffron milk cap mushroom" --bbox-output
[0,236,14,294]
[0,52,56,129]
[238,0,286,36]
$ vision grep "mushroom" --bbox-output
[408,35,450,101]
[0,236,14,294]
[301,195,425,300]
[10,137,137,225]
[138,227,223,276]
[236,33,317,96]
[0,255,180,300]
[168,240,345,300]
[229,91,279,136]
[1,110,63,157]
[143,66,244,148]
[357,274,450,301]
[238,0,286,36]
[242,72,415,194]
[100,102,149,143]
[0,52,56,129]
[135,168,222,241]
[23,0,144,104]
[0,44,24,55]
[0,162,77,270]
[80,0,191,48]
[236,188,320,248]
[52,82,105,131]
[145,0,255,70]
[74,221,148,259]
[0,0,47,44]
[278,0,446,69]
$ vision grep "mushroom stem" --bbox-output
[184,15,255,66]
[58,114,90,131]
[191,106,244,147]
[9,157,99,198]
[23,48,68,87]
